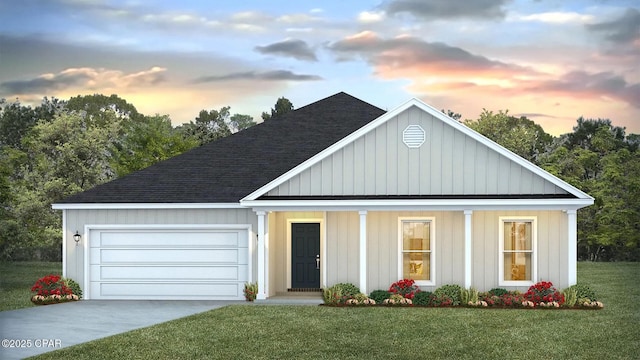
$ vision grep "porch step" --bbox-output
[276,289,323,297]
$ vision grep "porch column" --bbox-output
[464,210,473,289]
[359,211,367,294]
[567,210,577,285]
[256,211,267,300]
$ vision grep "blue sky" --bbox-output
[0,0,638,135]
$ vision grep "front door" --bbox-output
[291,223,320,289]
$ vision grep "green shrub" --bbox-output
[323,283,361,305]
[434,284,462,306]
[488,288,508,297]
[461,288,479,304]
[369,290,391,304]
[569,284,597,301]
[323,287,342,305]
[332,283,360,298]
[413,291,432,306]
[429,294,453,307]
[562,287,578,307]
[62,277,83,299]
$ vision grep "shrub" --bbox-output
[569,284,598,302]
[434,284,462,306]
[488,288,508,297]
[562,287,578,307]
[413,291,432,306]
[62,277,83,299]
[389,279,420,299]
[461,288,479,304]
[369,290,391,304]
[332,283,361,298]
[323,287,342,305]
[524,281,564,306]
[243,282,258,301]
[383,294,412,305]
[429,294,453,307]
[323,283,361,305]
[30,274,80,305]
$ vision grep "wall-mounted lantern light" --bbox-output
[73,231,81,246]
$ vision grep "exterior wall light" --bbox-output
[73,231,81,246]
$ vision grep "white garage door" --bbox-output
[88,226,249,300]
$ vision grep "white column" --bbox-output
[359,211,367,294]
[567,210,577,285]
[62,210,67,278]
[256,211,267,300]
[464,210,473,289]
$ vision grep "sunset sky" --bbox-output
[0,0,638,136]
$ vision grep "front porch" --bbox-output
[252,209,577,300]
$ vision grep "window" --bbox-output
[398,218,435,285]
[499,217,537,285]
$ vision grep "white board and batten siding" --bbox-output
[64,208,256,300]
[267,106,569,197]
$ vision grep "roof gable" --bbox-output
[56,92,385,204]
[242,98,593,202]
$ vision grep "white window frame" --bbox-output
[499,216,537,286]
[397,217,436,286]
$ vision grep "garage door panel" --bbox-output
[99,265,244,280]
[99,249,239,264]
[97,282,240,298]
[88,227,249,300]
[97,231,241,247]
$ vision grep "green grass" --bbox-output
[27,262,639,360]
[0,261,62,311]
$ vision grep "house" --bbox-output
[52,92,594,300]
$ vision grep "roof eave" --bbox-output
[51,202,244,210]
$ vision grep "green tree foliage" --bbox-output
[539,119,640,261]
[112,114,199,177]
[2,110,121,260]
[65,94,142,126]
[180,107,255,146]
[465,109,553,162]
[0,97,62,149]
[261,97,294,121]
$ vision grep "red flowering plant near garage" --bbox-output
[30,274,81,305]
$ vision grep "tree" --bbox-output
[180,107,255,146]
[230,113,256,132]
[261,97,294,120]
[465,109,553,163]
[441,109,462,121]
[65,94,142,126]
[112,115,199,177]
[539,119,640,261]
[0,97,63,149]
[5,110,121,260]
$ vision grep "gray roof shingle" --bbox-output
[58,92,385,203]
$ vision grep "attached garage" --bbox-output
[86,225,250,300]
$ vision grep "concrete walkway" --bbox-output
[0,300,240,360]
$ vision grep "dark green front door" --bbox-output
[291,223,320,288]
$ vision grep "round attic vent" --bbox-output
[403,125,425,148]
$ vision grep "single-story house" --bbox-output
[53,92,594,300]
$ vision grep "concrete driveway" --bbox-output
[0,300,240,360]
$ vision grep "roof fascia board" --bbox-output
[242,197,594,211]
[242,98,593,202]
[51,203,244,210]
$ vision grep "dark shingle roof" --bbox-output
[58,92,386,203]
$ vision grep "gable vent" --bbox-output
[403,125,425,148]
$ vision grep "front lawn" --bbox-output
[29,262,639,360]
[0,261,62,311]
